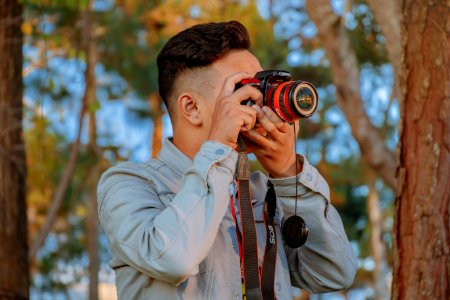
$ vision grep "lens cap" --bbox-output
[282,215,308,248]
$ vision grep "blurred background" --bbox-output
[3,0,448,299]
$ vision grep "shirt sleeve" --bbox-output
[97,141,237,286]
[269,155,358,293]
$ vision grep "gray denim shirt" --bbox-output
[97,139,357,299]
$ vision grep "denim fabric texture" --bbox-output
[97,139,357,300]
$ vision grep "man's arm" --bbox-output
[270,156,358,292]
[97,141,237,286]
[241,103,357,292]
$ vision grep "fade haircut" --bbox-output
[157,21,250,116]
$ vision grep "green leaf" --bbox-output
[88,100,101,112]
[47,77,55,91]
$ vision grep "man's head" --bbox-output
[157,21,250,117]
[157,21,263,157]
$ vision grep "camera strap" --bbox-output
[235,151,278,300]
[261,180,278,300]
[236,151,262,299]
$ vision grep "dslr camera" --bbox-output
[236,70,318,122]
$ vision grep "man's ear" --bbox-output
[177,93,203,126]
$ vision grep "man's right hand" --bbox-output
[208,72,263,149]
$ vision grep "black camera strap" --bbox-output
[233,121,309,299]
[236,152,262,299]
[261,180,278,300]
[235,151,279,300]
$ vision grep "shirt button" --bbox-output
[215,149,225,155]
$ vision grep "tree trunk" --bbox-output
[83,1,100,299]
[305,0,397,190]
[28,105,85,259]
[367,182,390,300]
[393,1,450,299]
[0,0,30,299]
[366,0,402,103]
[87,165,100,300]
[149,92,164,158]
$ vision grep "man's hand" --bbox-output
[240,105,299,178]
[208,72,263,149]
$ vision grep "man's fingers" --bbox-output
[252,105,278,135]
[261,106,291,133]
[239,105,257,131]
[241,128,271,148]
[228,85,263,106]
[218,72,263,107]
[252,105,281,136]
[219,72,254,98]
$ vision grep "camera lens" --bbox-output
[295,88,314,110]
[290,82,318,118]
[266,80,318,122]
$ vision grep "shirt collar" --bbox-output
[157,138,193,176]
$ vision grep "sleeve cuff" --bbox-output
[192,141,238,179]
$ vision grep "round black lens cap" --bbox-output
[282,215,308,248]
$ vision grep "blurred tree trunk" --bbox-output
[87,165,100,300]
[367,182,390,300]
[305,0,397,190]
[28,89,85,259]
[366,0,402,102]
[393,0,450,299]
[0,0,30,299]
[83,1,100,299]
[149,93,164,158]
[28,40,85,259]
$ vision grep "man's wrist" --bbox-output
[207,138,237,150]
[270,156,303,178]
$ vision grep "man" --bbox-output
[98,21,357,299]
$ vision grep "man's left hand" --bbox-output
[240,105,299,178]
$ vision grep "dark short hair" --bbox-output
[157,21,250,114]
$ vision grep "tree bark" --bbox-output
[305,0,397,190]
[83,1,100,299]
[0,0,30,299]
[87,166,99,300]
[366,0,402,103]
[393,1,450,299]
[367,182,390,300]
[149,92,164,158]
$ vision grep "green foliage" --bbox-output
[347,0,389,66]
[26,116,110,293]
[88,100,101,112]
[23,0,88,9]
[98,4,159,98]
[26,116,67,216]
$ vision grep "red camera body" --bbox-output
[236,70,318,122]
